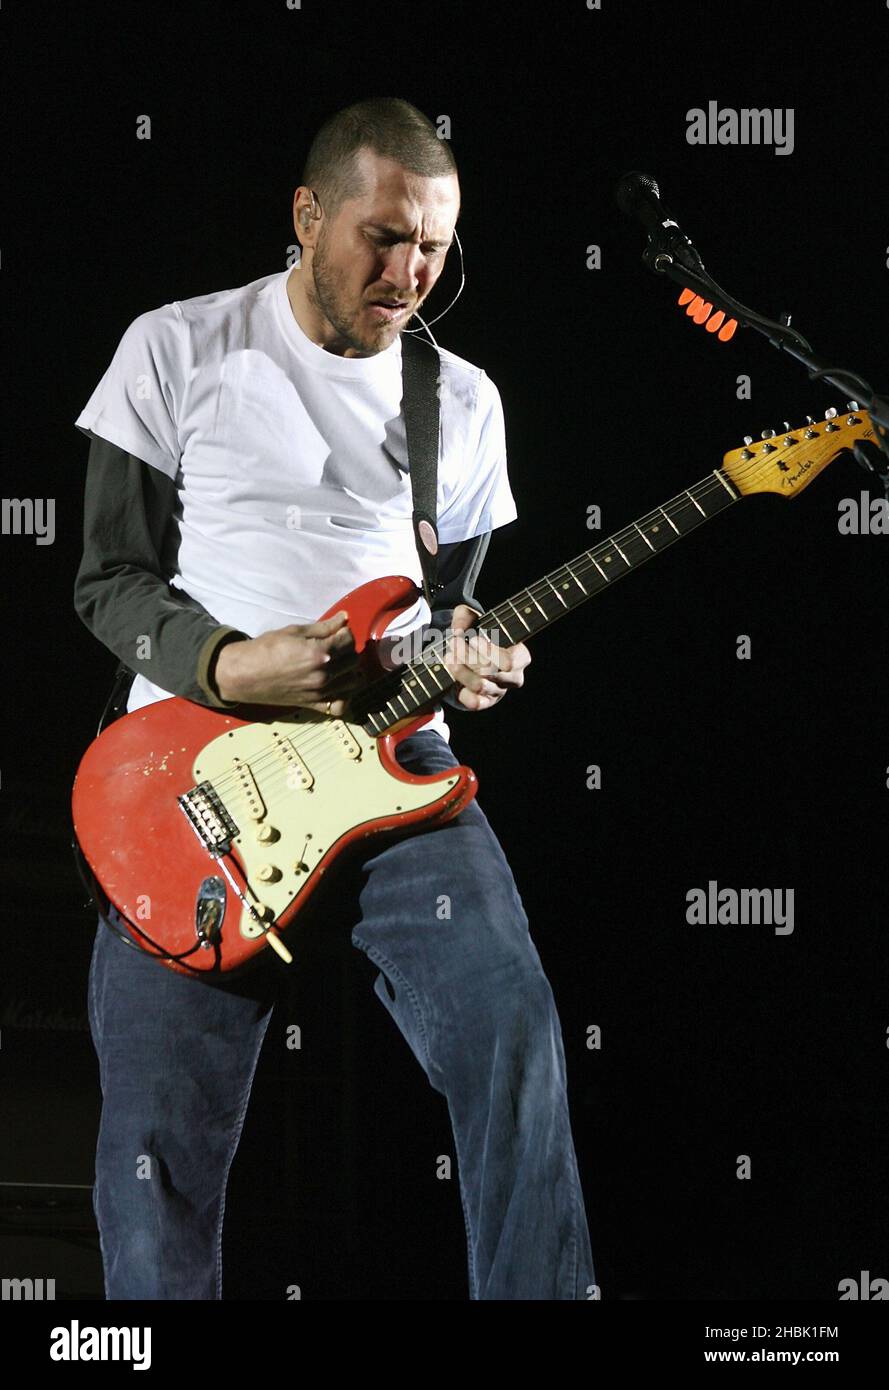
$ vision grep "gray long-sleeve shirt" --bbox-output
[74,431,491,714]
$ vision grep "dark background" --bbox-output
[2,0,886,1301]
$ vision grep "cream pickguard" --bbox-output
[190,712,463,940]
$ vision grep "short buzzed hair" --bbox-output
[301,97,458,223]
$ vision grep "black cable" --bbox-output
[805,365,874,398]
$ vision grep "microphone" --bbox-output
[615,171,705,273]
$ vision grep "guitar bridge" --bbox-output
[179,781,239,856]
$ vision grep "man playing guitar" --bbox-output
[74,97,596,1300]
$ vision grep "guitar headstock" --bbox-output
[723,406,875,498]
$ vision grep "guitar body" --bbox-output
[72,410,873,977]
[72,575,478,976]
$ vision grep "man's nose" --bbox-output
[379,244,426,293]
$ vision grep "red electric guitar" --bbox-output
[72,408,875,975]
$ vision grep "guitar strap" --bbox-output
[96,332,444,737]
[400,330,443,609]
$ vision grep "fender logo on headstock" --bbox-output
[780,458,815,488]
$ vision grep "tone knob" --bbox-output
[256,824,278,844]
[257,864,282,883]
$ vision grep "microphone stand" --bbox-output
[640,240,889,496]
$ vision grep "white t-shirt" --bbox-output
[76,266,518,740]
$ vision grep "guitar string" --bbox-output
[199,429,851,809]
[200,467,747,807]
[196,455,800,808]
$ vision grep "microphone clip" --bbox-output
[641,225,705,276]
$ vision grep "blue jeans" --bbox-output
[87,729,595,1299]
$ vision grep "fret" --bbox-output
[695,479,735,519]
[550,572,582,604]
[505,596,532,632]
[543,575,569,608]
[611,539,631,566]
[417,658,449,693]
[544,572,580,606]
[621,528,657,564]
[635,513,676,552]
[564,561,588,595]
[526,587,549,619]
[409,664,434,700]
[714,468,738,500]
[360,470,740,734]
[671,495,701,526]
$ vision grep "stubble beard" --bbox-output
[309,232,419,356]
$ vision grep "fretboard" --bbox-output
[358,468,739,734]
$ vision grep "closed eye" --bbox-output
[369,234,446,256]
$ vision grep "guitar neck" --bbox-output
[360,467,740,734]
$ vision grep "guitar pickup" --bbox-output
[231,755,266,823]
[273,732,314,790]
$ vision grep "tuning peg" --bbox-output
[805,415,815,425]
[743,435,753,446]
[846,400,859,411]
[761,428,776,439]
[824,407,837,419]
[781,422,791,431]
